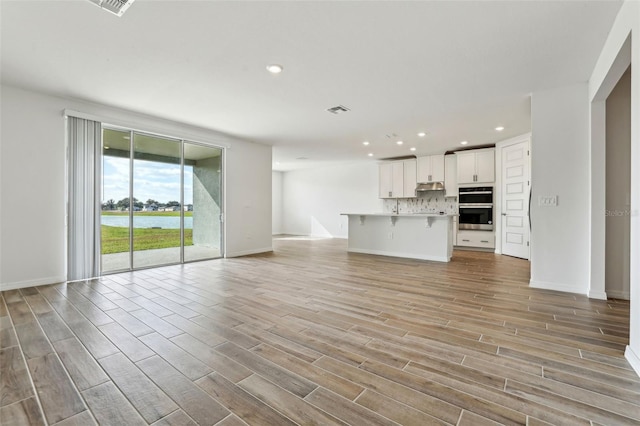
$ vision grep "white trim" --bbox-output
[495,133,531,260]
[0,276,66,291]
[588,290,608,300]
[225,247,273,258]
[63,108,232,149]
[347,248,450,263]
[63,109,105,124]
[625,346,640,378]
[589,100,607,299]
[495,133,532,149]
[529,279,586,295]
[606,290,630,300]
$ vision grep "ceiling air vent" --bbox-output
[86,0,136,17]
[326,105,350,115]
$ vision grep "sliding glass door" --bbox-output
[184,142,223,262]
[101,129,132,273]
[101,127,223,274]
[133,133,182,269]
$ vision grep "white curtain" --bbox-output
[67,116,102,281]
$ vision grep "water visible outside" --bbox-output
[101,215,193,229]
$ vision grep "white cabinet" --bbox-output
[475,150,495,183]
[456,152,476,184]
[452,215,458,249]
[402,159,417,198]
[379,162,393,198]
[444,154,457,197]
[379,160,417,198]
[456,148,495,184]
[457,230,495,249]
[417,155,445,183]
[392,161,404,197]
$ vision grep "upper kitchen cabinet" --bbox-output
[403,159,417,198]
[379,159,416,198]
[379,162,394,198]
[417,154,445,183]
[456,148,495,184]
[444,154,457,197]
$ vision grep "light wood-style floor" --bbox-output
[1,237,638,425]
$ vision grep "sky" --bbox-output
[102,157,194,205]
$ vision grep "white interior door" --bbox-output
[501,141,530,259]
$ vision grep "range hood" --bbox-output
[86,0,136,16]
[415,182,445,192]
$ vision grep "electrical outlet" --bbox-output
[538,195,558,207]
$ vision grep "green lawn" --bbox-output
[102,211,193,217]
[101,225,193,254]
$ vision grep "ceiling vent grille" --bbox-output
[326,105,350,115]
[87,0,136,17]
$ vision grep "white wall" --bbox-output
[281,162,382,237]
[1,86,67,288]
[224,139,272,257]
[272,171,283,235]
[605,67,631,300]
[530,83,590,294]
[0,85,272,289]
[588,0,640,377]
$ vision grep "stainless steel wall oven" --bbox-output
[459,187,494,231]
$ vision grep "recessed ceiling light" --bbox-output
[495,126,505,131]
[363,141,370,146]
[367,153,373,157]
[460,141,468,145]
[417,132,426,137]
[266,64,283,74]
[396,140,403,145]
[104,146,110,150]
[410,147,416,151]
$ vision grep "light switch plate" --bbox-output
[538,195,558,207]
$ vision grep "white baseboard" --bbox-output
[625,346,640,378]
[605,290,630,300]
[0,276,66,291]
[588,290,608,300]
[348,248,450,263]
[529,279,587,295]
[225,247,273,258]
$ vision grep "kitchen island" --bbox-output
[341,213,454,262]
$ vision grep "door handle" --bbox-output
[528,186,532,231]
[502,213,507,216]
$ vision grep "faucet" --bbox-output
[392,199,399,214]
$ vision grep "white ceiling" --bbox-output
[1,0,622,171]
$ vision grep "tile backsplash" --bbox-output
[383,191,457,214]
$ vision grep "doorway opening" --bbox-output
[101,127,223,274]
[605,66,631,300]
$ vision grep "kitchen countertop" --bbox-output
[341,212,456,217]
